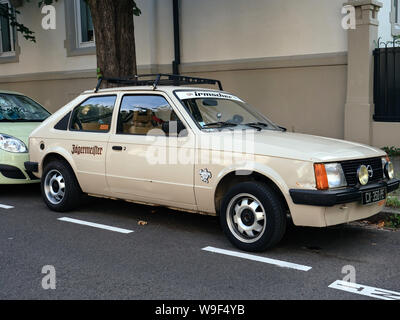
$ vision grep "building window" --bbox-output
[392,0,400,36]
[0,0,15,56]
[75,0,94,47]
[65,0,95,56]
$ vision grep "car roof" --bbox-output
[82,86,224,95]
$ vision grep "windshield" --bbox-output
[176,91,280,131]
[0,93,50,122]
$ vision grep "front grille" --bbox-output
[340,157,383,187]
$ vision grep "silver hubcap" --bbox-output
[44,169,65,205]
[226,193,266,243]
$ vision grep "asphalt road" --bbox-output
[0,183,400,300]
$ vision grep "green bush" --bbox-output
[386,196,400,208]
[382,146,400,157]
[387,214,400,228]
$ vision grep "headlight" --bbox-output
[0,134,28,153]
[382,157,388,178]
[357,165,369,186]
[325,163,347,188]
[314,163,347,190]
[385,162,395,180]
[382,156,395,180]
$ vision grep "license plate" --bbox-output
[362,188,387,205]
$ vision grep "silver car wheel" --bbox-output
[226,193,267,244]
[44,169,66,205]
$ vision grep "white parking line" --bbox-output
[58,217,134,234]
[202,246,312,272]
[0,204,14,210]
[329,280,400,300]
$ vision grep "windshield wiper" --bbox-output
[243,122,269,131]
[202,122,238,129]
[246,122,269,127]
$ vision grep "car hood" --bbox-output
[203,130,385,162]
[0,122,42,145]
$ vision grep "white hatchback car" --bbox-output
[25,74,399,251]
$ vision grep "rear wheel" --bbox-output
[220,182,286,252]
[41,160,82,212]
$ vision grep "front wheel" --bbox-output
[220,182,287,252]
[41,160,82,212]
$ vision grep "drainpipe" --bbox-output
[172,0,181,75]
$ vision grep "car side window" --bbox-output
[117,95,187,136]
[70,95,116,132]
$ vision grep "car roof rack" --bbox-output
[94,73,223,93]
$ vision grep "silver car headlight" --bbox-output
[325,163,347,188]
[382,156,395,180]
[382,157,387,178]
[0,134,28,153]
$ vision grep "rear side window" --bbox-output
[70,95,116,132]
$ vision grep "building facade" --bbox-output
[0,0,399,147]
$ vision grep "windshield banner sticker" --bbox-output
[176,91,243,102]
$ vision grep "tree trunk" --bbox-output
[86,0,137,88]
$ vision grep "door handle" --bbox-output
[112,146,123,151]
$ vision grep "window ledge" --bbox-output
[64,39,96,57]
[0,45,20,64]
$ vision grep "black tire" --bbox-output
[219,182,286,252]
[41,160,82,212]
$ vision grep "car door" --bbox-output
[67,94,117,195]
[106,93,197,210]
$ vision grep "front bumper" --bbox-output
[0,152,39,184]
[290,179,400,207]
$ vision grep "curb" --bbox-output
[382,207,400,215]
